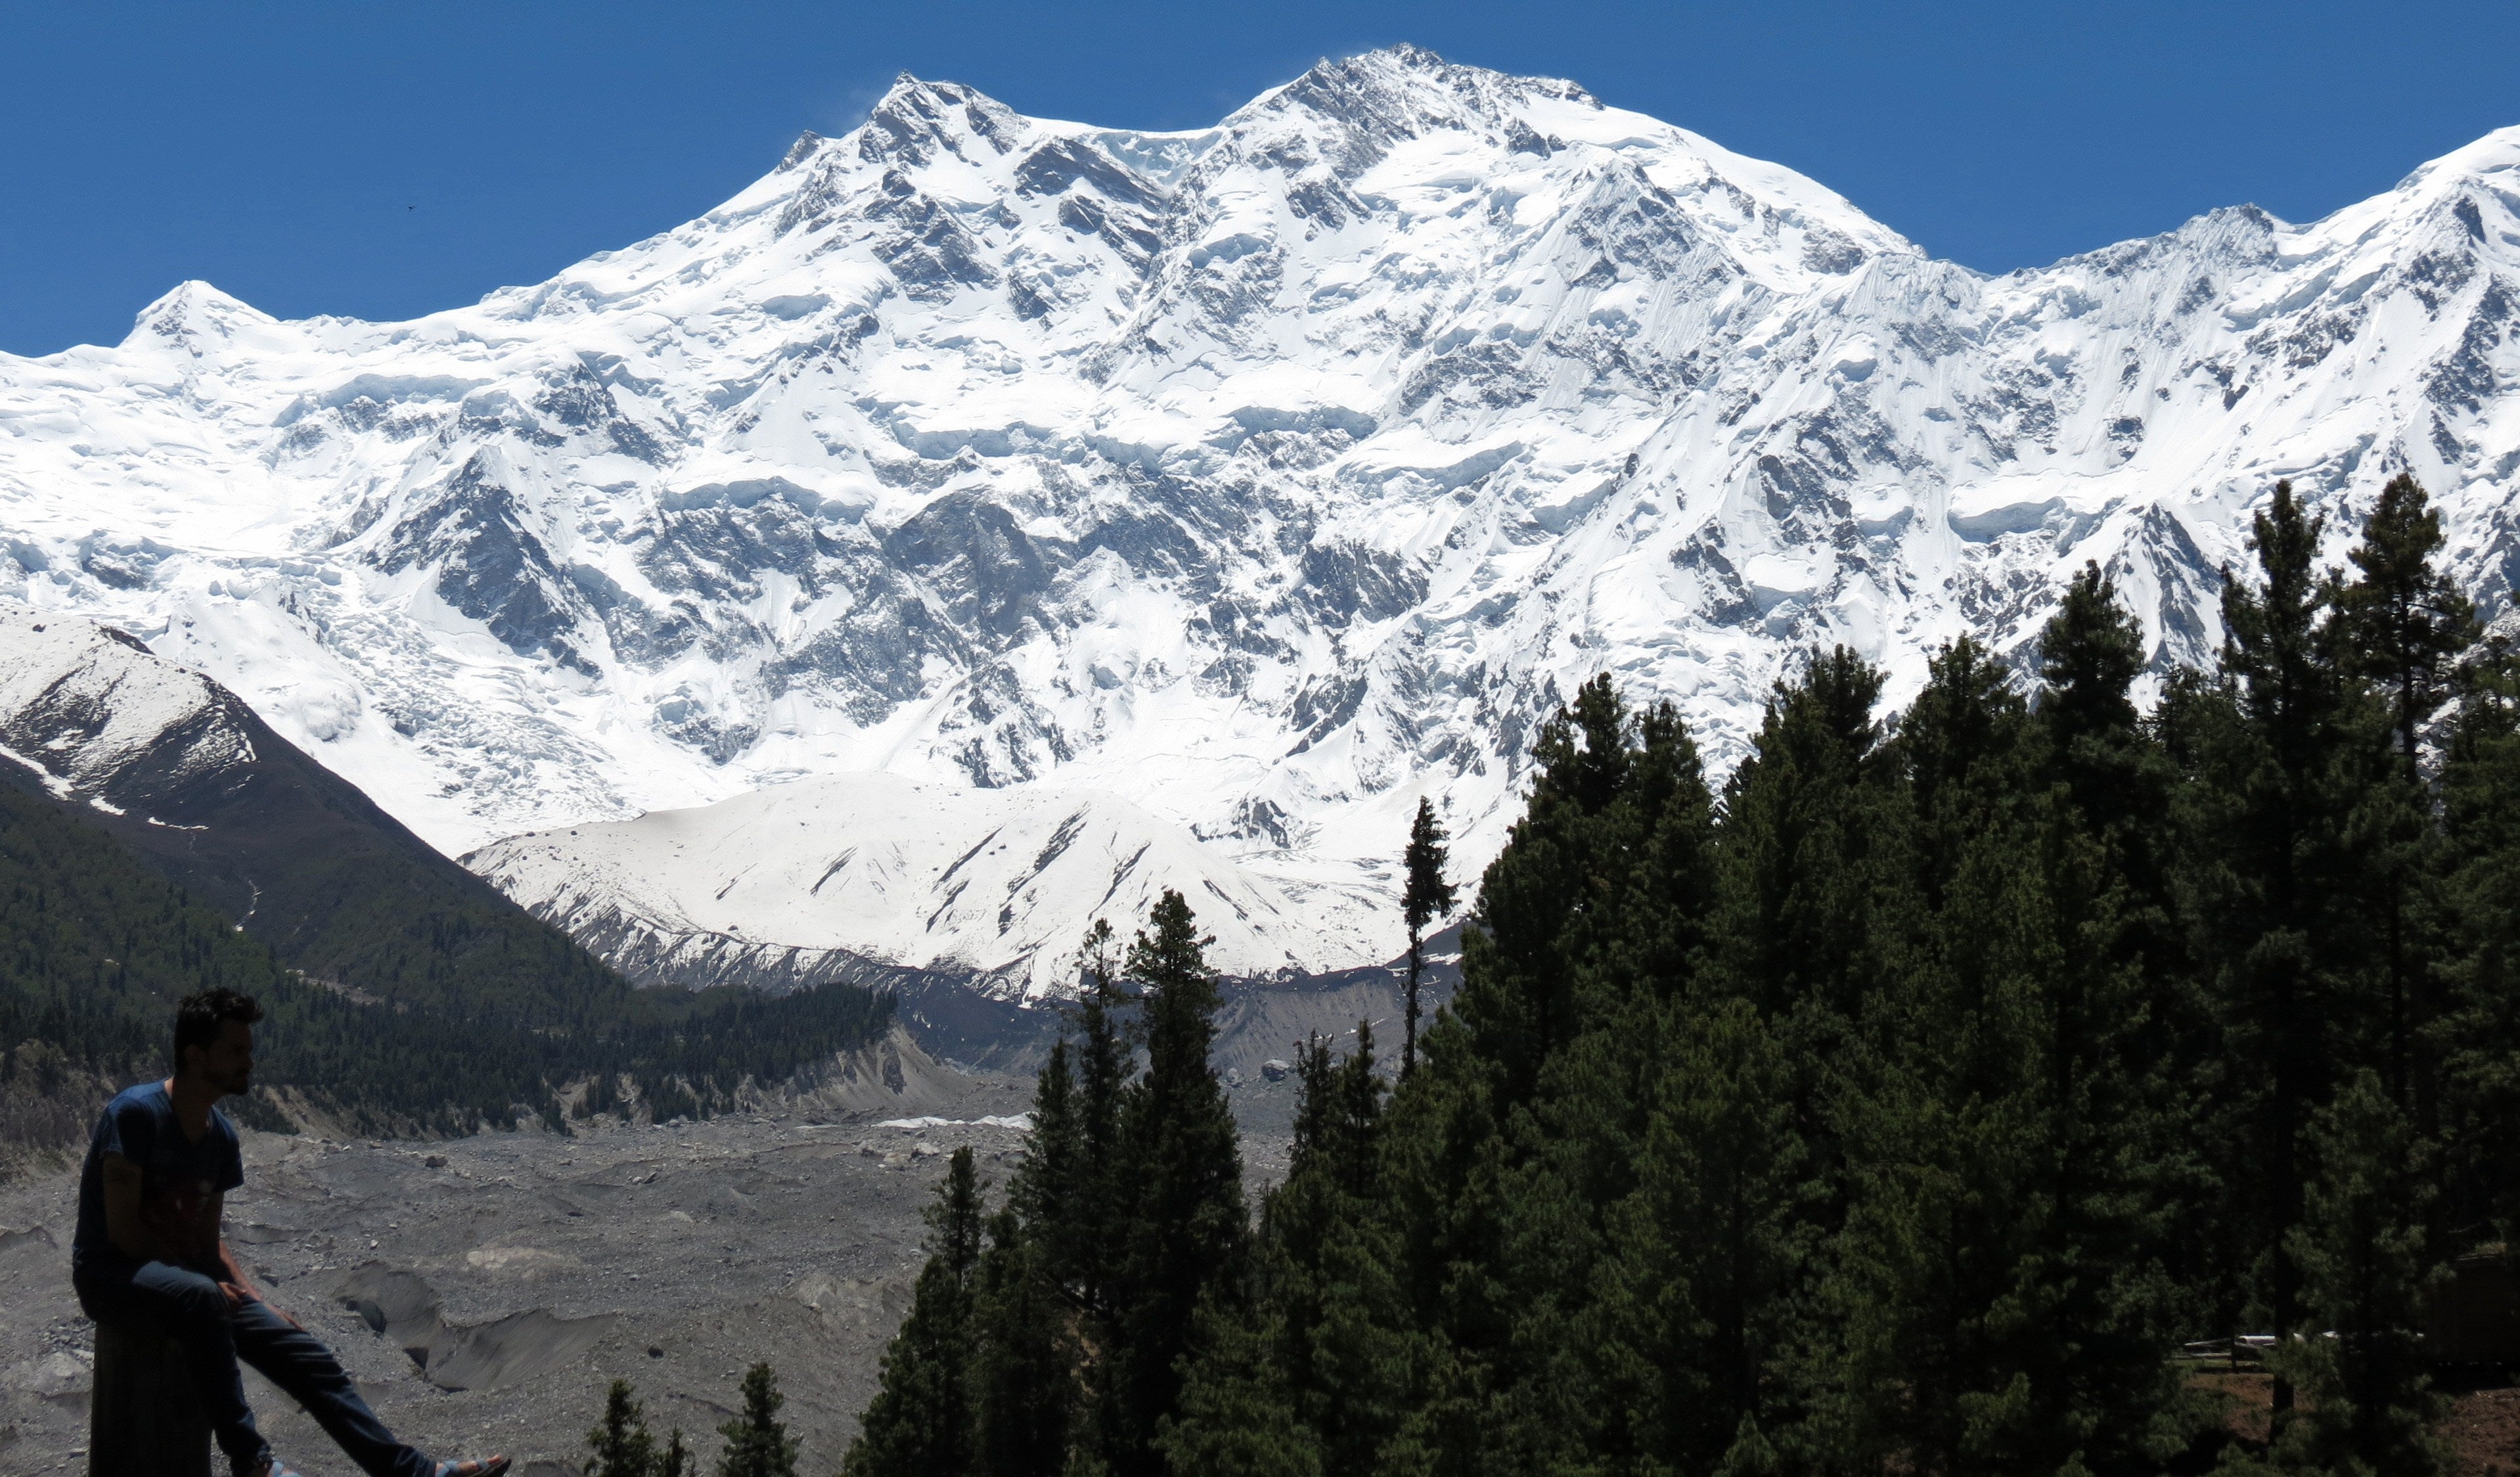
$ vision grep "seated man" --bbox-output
[71,986,509,1477]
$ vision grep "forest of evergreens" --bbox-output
[0,779,893,1141]
[844,473,2520,1477]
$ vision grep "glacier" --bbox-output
[1,45,2515,991]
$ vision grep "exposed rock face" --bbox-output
[3,46,2517,976]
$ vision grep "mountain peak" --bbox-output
[1240,43,1596,139]
[123,279,269,349]
[2412,122,2520,184]
[854,71,1028,166]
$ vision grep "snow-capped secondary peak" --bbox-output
[3,49,2517,987]
[466,773,1385,997]
[0,601,254,807]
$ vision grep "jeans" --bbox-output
[76,1259,436,1477]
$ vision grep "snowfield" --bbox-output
[464,774,1387,997]
[2,46,2515,987]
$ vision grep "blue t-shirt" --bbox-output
[72,1081,243,1277]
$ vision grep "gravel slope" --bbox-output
[0,1057,1298,1477]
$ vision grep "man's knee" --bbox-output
[145,1267,234,1329]
[237,1304,345,1375]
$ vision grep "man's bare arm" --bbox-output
[99,1153,161,1263]
[210,1193,263,1303]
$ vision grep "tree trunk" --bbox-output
[90,1319,212,1477]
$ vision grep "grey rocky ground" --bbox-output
[0,1037,1305,1476]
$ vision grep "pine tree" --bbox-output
[2339,474,2475,766]
[1693,645,1900,1459]
[2040,562,2148,759]
[973,1207,1077,1477]
[1826,637,2055,1474]
[587,1378,658,1477]
[1380,677,1724,1472]
[717,1363,801,1477]
[2038,562,2180,915]
[2036,561,2205,1179]
[964,919,1148,1477]
[658,1428,692,1477]
[1158,1304,1322,1477]
[2203,478,2382,1420]
[1447,673,1635,1106]
[2437,640,2520,1243]
[1068,918,1132,1323]
[2268,1071,2449,1477]
[844,1150,984,1477]
[1381,675,1632,1472]
[2338,475,2475,1123]
[1166,1028,1406,1477]
[1619,698,1721,994]
[1399,798,1457,1080]
[1107,890,1246,1477]
[1899,634,2038,903]
[1596,996,1807,1473]
[1711,646,1896,1030]
[1013,1039,1079,1259]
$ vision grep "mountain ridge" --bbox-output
[0,599,652,1020]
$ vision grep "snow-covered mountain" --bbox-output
[0,602,259,811]
[3,45,2516,988]
[466,774,1384,996]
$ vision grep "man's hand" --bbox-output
[217,1274,306,1330]
[216,1247,305,1330]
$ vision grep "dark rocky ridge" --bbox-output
[0,609,631,1026]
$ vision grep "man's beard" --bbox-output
[210,1064,254,1097]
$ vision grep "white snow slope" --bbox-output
[468,775,1382,995]
[3,45,2517,984]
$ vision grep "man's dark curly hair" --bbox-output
[173,988,263,1072]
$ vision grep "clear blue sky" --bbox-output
[3,1,2515,355]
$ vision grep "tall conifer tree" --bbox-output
[1108,890,1246,1477]
[2205,479,2377,1419]
[1711,646,1895,1029]
[1399,798,1456,1080]
[1828,637,2056,1473]
[2339,474,2475,765]
[2437,641,2520,1242]
[1597,996,1807,1473]
[1071,919,1131,1322]
[587,1379,659,1477]
[972,1205,1076,1477]
[1171,1026,1414,1477]
[844,1150,984,1477]
[1400,679,1726,1472]
[2269,1072,2448,1477]
[2038,562,2178,907]
[2339,474,2475,1120]
[717,1363,801,1477]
